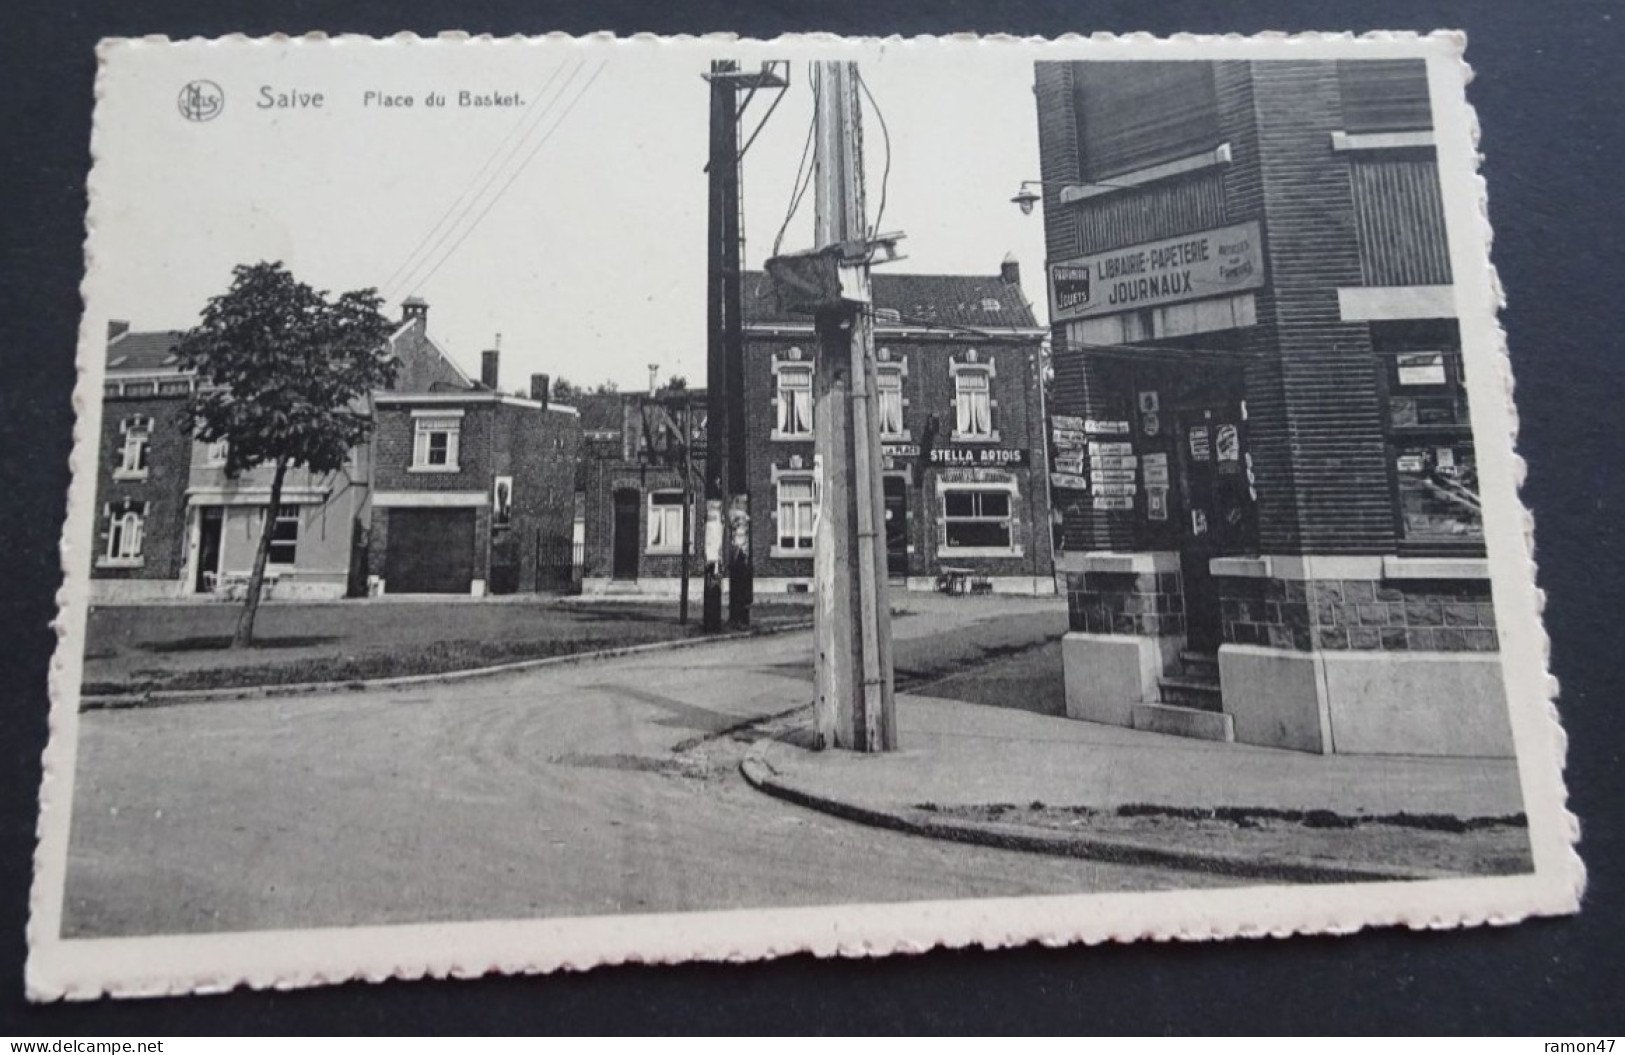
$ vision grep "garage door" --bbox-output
[385,509,476,594]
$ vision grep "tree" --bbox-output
[175,262,398,647]
[550,377,579,404]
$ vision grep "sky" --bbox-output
[88,37,1049,392]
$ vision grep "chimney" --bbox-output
[530,373,550,408]
[647,364,659,397]
[1000,253,1021,289]
[480,349,500,390]
[107,320,130,343]
[401,296,428,326]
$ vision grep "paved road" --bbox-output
[63,598,1229,938]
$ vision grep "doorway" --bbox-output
[1173,403,1257,653]
[882,475,909,582]
[611,488,641,580]
[195,507,223,592]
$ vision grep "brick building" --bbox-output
[580,264,1054,596]
[89,323,195,600]
[172,304,471,602]
[1034,58,1509,756]
[90,298,569,601]
[367,346,581,596]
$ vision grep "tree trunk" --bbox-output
[232,458,288,648]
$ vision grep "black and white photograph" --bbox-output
[27,32,1581,1000]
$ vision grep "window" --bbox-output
[954,369,994,439]
[1381,349,1482,544]
[1073,61,1221,180]
[943,488,1014,551]
[412,416,461,470]
[115,416,151,479]
[101,500,145,565]
[646,490,687,553]
[775,474,818,554]
[775,364,813,438]
[204,438,229,467]
[877,366,906,439]
[267,505,300,566]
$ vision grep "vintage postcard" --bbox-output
[29,30,1582,1000]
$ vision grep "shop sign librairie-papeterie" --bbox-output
[1049,221,1265,323]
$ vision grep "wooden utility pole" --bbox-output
[702,60,786,632]
[810,61,897,752]
[702,61,733,634]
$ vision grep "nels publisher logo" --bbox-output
[177,80,224,122]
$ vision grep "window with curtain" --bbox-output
[646,490,686,552]
[1073,61,1222,181]
[877,366,905,438]
[954,369,993,438]
[776,365,813,437]
[776,475,817,552]
[103,500,146,563]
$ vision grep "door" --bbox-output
[611,488,640,580]
[384,509,476,593]
[1175,405,1256,652]
[195,507,223,592]
[882,476,909,581]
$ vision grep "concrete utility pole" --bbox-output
[810,61,897,752]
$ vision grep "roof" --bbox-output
[106,330,185,372]
[741,270,1040,331]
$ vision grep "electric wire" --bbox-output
[404,61,609,295]
[390,62,595,299]
[856,70,891,240]
[381,62,578,301]
[772,64,819,259]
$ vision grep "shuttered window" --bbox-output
[1338,59,1433,132]
[1073,62,1222,181]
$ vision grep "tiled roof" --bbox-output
[105,330,185,372]
[741,270,1040,331]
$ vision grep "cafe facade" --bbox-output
[1034,58,1512,756]
[580,263,1056,597]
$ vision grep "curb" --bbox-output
[739,756,1449,885]
[81,620,814,711]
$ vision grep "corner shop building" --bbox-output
[1035,58,1512,756]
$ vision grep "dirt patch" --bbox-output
[915,802,1534,877]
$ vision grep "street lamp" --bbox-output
[1011,176,1141,214]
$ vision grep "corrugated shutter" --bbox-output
[1074,62,1222,180]
[1337,59,1433,132]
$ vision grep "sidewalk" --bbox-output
[742,691,1531,881]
